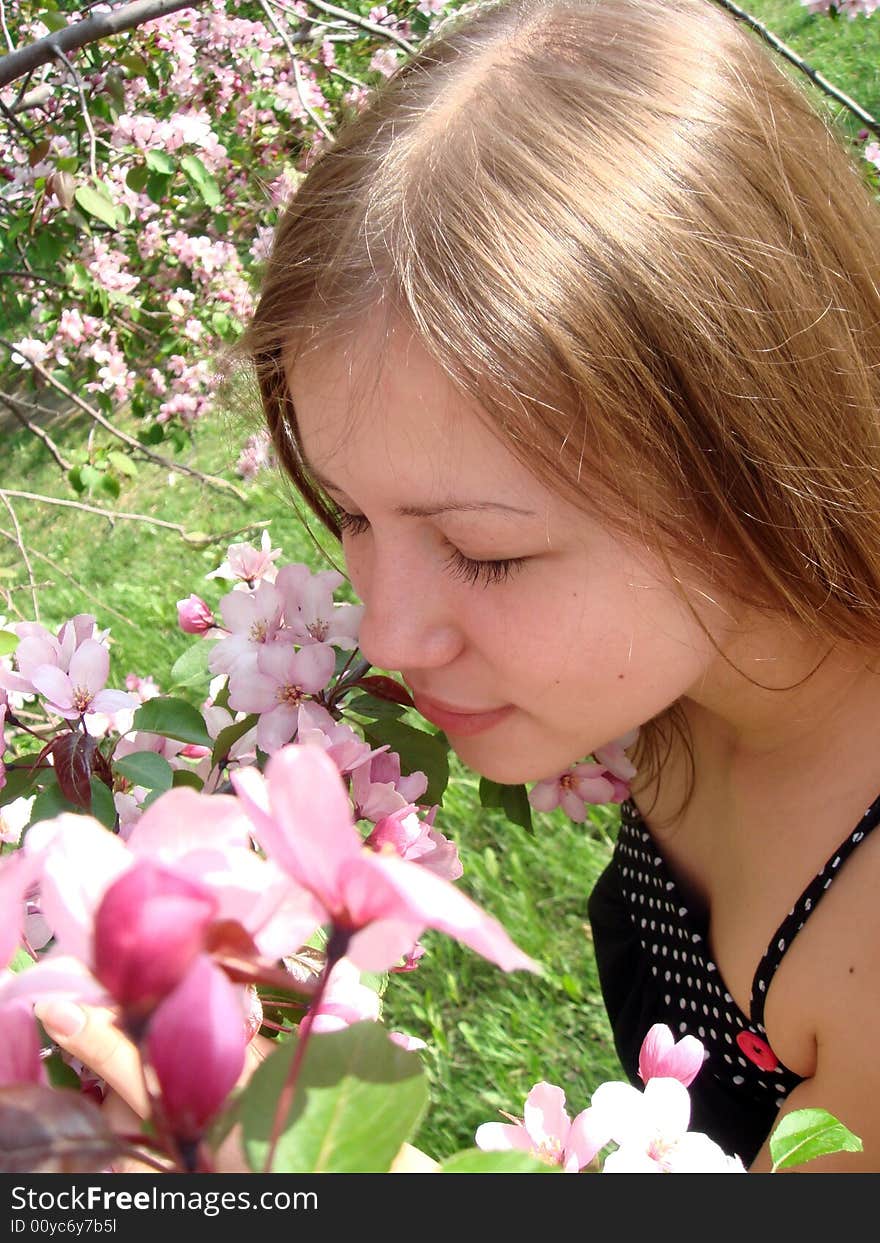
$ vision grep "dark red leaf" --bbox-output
[350,676,414,708]
[0,1084,124,1173]
[51,731,99,810]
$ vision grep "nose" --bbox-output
[345,536,464,675]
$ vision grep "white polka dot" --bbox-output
[732,1075,744,1086]
[698,1026,705,1037]
[831,855,841,869]
[777,938,785,952]
[679,1022,688,1033]
[664,994,671,1004]
[737,1057,747,1068]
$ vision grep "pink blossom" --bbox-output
[365,805,462,882]
[231,743,539,974]
[177,594,216,635]
[275,563,363,650]
[10,338,50,369]
[206,530,281,585]
[147,956,247,1144]
[228,641,337,754]
[476,1082,610,1172]
[208,580,284,676]
[299,958,380,1036]
[0,795,34,847]
[0,989,45,1086]
[92,860,218,1019]
[528,762,620,820]
[594,1077,746,1172]
[350,750,428,822]
[29,640,136,720]
[638,1023,705,1088]
[388,1031,427,1052]
[294,701,380,777]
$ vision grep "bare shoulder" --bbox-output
[757,824,880,1171]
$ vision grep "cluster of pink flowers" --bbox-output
[476,1024,745,1172]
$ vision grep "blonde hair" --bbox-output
[242,0,880,779]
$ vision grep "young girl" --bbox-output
[240,0,880,1170]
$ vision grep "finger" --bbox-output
[34,1000,149,1117]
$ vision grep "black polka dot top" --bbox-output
[587,795,880,1166]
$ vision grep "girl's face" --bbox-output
[288,319,730,784]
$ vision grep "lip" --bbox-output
[411,692,515,737]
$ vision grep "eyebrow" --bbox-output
[309,469,537,518]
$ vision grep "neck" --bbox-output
[636,615,880,823]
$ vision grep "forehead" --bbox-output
[285,319,543,500]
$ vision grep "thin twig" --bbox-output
[51,46,98,179]
[0,487,263,545]
[0,0,13,54]
[297,0,415,54]
[0,394,72,472]
[711,0,880,137]
[0,496,39,620]
[260,0,334,141]
[0,336,246,500]
[0,527,139,628]
[0,0,210,89]
[0,269,67,290]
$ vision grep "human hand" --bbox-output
[33,1000,439,1173]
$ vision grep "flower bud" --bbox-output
[148,956,247,1145]
[93,861,217,1020]
[176,595,215,635]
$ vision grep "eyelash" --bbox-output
[332,509,528,588]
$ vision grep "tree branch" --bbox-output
[711,0,880,137]
[0,487,271,545]
[0,393,72,472]
[0,0,210,89]
[0,526,138,628]
[261,0,334,141]
[0,335,246,501]
[0,494,39,620]
[296,0,416,54]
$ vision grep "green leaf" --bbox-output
[478,777,505,810]
[89,776,117,831]
[0,630,18,658]
[113,751,174,793]
[770,1108,863,1172]
[440,1149,553,1173]
[344,693,406,722]
[29,782,77,825]
[145,172,172,205]
[361,720,449,806]
[125,165,149,195]
[211,714,258,768]
[8,947,36,975]
[145,150,175,175]
[171,768,204,791]
[107,451,137,478]
[0,764,53,807]
[501,783,534,835]
[235,1023,428,1173]
[96,473,120,500]
[169,641,215,693]
[132,697,213,748]
[44,1056,83,1092]
[180,154,221,207]
[74,182,119,229]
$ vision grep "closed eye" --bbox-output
[333,507,528,588]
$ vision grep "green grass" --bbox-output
[737,0,880,137]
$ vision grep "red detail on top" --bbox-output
[736,1030,779,1072]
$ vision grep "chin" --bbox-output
[453,747,553,788]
